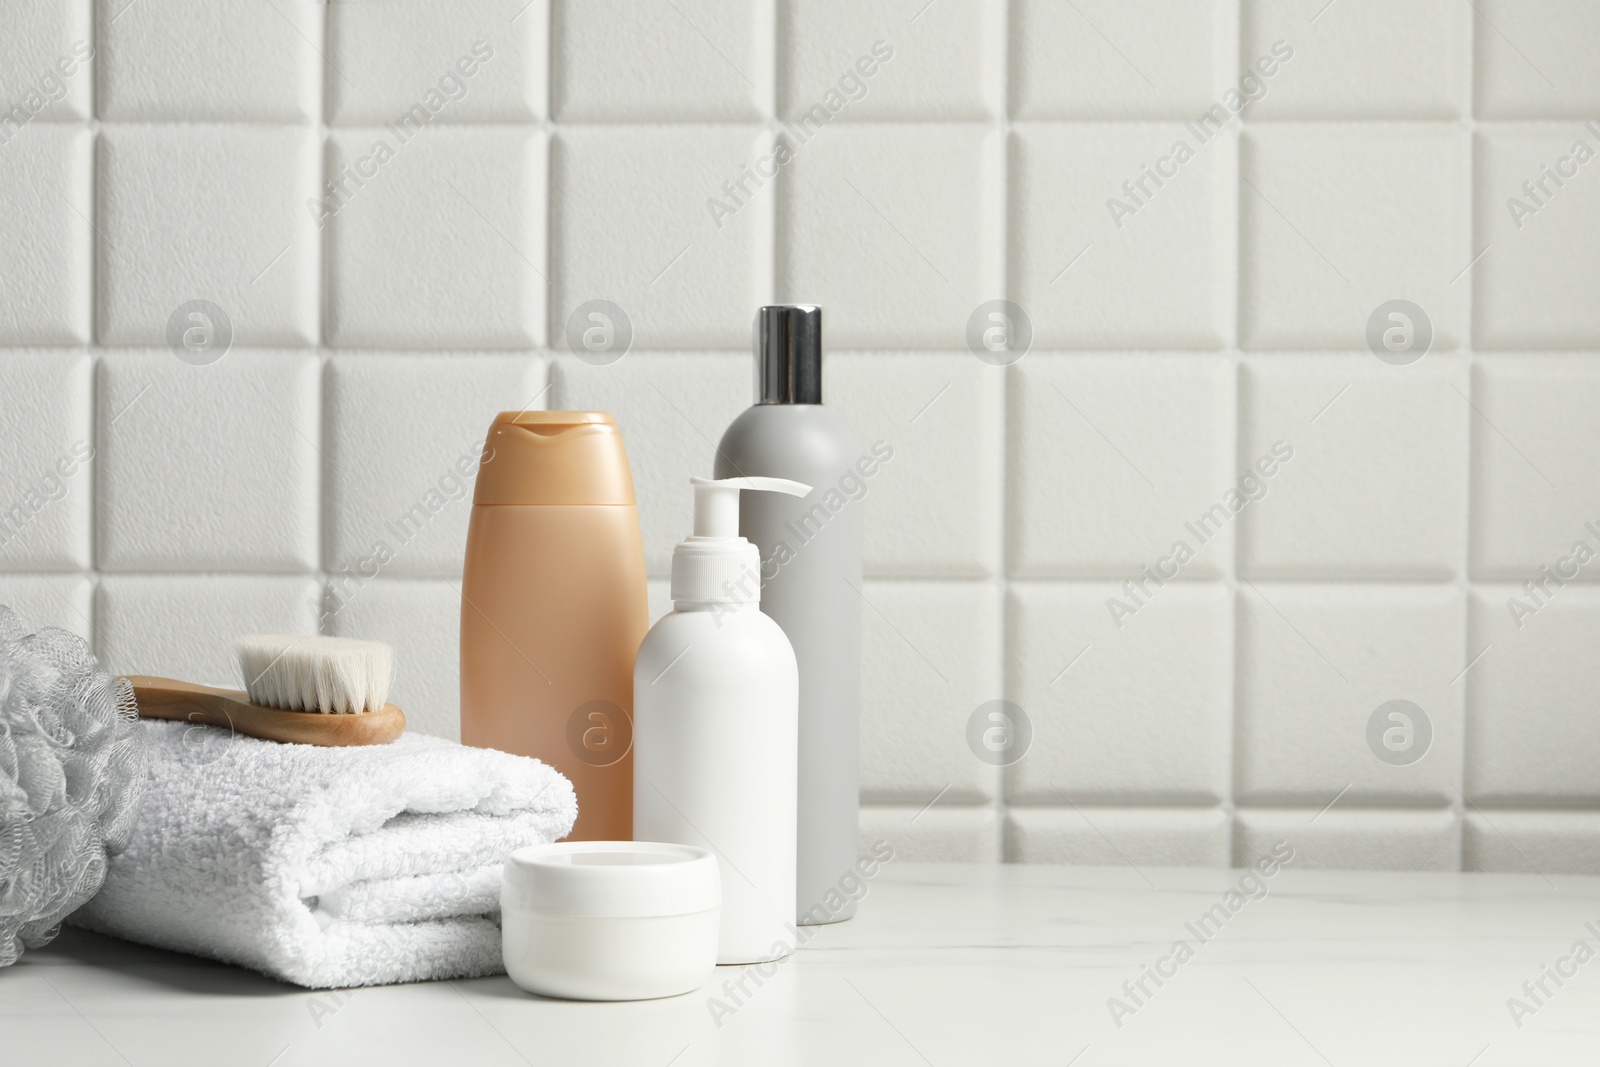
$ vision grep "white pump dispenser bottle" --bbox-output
[633,476,810,965]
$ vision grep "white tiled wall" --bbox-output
[2,0,1597,874]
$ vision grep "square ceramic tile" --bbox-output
[0,574,93,644]
[1004,806,1230,866]
[859,804,999,863]
[1009,126,1233,349]
[326,355,546,579]
[1234,808,1460,871]
[555,0,768,121]
[779,125,999,348]
[1010,0,1234,120]
[828,354,1002,578]
[1474,0,1600,119]
[325,579,461,741]
[1241,0,1468,119]
[0,126,90,344]
[329,0,547,124]
[96,0,319,120]
[97,126,318,347]
[96,575,319,684]
[779,0,997,121]
[1469,357,1600,579]
[97,352,320,572]
[1473,126,1600,349]
[1238,357,1469,579]
[551,354,751,577]
[1467,586,1600,804]
[0,352,91,569]
[1464,811,1600,876]
[858,581,1001,804]
[553,127,772,350]
[1238,125,1469,350]
[326,128,546,348]
[1006,581,1233,804]
[1235,584,1464,805]
[1008,355,1234,578]
[0,0,92,122]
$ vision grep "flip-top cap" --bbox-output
[471,410,636,506]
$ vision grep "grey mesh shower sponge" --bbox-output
[0,605,146,966]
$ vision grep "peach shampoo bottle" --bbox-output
[460,411,648,841]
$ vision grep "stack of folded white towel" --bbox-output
[71,721,575,988]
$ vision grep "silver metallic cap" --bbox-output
[755,305,822,404]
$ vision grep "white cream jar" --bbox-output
[501,840,720,1001]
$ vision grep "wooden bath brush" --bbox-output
[126,635,406,747]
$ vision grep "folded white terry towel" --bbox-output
[70,721,576,988]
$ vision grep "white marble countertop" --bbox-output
[8,861,1600,1066]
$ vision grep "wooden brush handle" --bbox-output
[125,676,406,747]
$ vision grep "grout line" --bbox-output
[87,352,101,655]
[1456,1,1479,872]
[994,0,1013,865]
[86,1,103,654]
[868,800,1561,812]
[316,2,332,632]
[1224,0,1244,870]
[768,0,781,304]
[543,0,558,349]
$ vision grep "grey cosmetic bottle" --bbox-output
[715,305,864,925]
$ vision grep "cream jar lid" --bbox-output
[503,841,720,919]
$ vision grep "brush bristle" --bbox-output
[238,635,393,714]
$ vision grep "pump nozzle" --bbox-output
[690,476,810,538]
[674,476,812,607]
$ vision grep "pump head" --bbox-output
[672,476,811,607]
[690,476,809,537]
